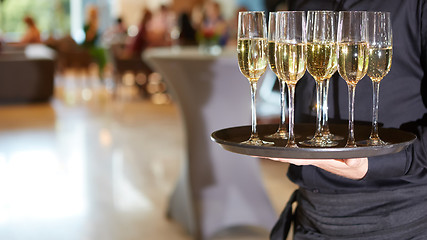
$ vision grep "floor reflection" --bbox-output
[0,88,189,240]
[0,149,85,219]
[0,77,295,239]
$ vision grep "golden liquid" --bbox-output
[275,42,307,85]
[268,41,278,75]
[338,42,369,86]
[327,43,338,77]
[237,38,268,82]
[307,42,337,82]
[368,47,392,82]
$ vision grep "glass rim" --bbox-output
[338,11,367,13]
[276,10,305,13]
[239,11,265,13]
[307,10,336,13]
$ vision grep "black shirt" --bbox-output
[286,0,427,193]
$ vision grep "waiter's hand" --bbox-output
[267,157,368,180]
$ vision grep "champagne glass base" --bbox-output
[345,143,357,148]
[265,130,289,139]
[241,137,274,146]
[306,133,344,141]
[357,138,388,146]
[285,142,299,148]
[299,137,338,147]
[264,131,302,140]
[322,132,345,141]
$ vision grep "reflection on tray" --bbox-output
[211,124,416,159]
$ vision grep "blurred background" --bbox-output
[0,0,296,239]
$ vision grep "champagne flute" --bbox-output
[237,11,269,145]
[337,11,369,148]
[320,12,344,141]
[363,11,392,146]
[301,11,338,147]
[265,12,289,139]
[275,11,307,148]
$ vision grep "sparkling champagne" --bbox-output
[275,42,306,85]
[307,42,337,82]
[268,41,278,75]
[237,38,268,82]
[327,43,338,77]
[338,42,369,86]
[368,47,392,82]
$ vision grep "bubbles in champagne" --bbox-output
[275,42,307,85]
[338,42,369,86]
[237,38,268,82]
[268,41,278,76]
[307,42,337,82]
[368,47,392,82]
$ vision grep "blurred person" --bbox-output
[113,17,127,35]
[125,9,153,58]
[190,4,204,32]
[147,4,175,47]
[83,5,100,47]
[177,12,197,46]
[268,0,427,239]
[199,1,229,46]
[82,5,107,76]
[20,16,41,44]
[102,17,128,47]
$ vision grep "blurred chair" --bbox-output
[108,43,152,97]
[46,36,93,72]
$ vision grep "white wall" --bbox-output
[216,0,237,20]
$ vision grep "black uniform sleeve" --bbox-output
[421,0,427,107]
[364,0,427,181]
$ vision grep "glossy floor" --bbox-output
[0,85,297,240]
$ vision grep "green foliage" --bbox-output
[1,0,70,38]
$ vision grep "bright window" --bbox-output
[1,0,70,41]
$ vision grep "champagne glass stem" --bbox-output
[314,80,325,138]
[370,80,381,141]
[346,84,357,147]
[279,80,287,133]
[321,78,330,134]
[250,80,259,140]
[286,84,297,147]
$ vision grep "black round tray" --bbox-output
[211,124,417,159]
